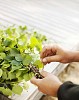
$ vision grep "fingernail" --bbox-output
[43,58,47,62]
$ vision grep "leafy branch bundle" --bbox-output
[0,25,47,96]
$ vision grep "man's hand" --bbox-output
[40,45,74,64]
[30,71,62,97]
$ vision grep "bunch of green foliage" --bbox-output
[0,25,47,96]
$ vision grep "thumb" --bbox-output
[30,77,41,86]
[40,70,50,77]
[42,55,61,63]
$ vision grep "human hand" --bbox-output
[40,45,73,64]
[30,71,62,97]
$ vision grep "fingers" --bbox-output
[40,70,50,77]
[40,45,57,59]
[42,55,61,63]
[30,71,50,86]
[30,77,41,86]
[40,46,52,58]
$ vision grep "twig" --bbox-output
[29,64,44,79]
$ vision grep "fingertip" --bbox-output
[30,77,41,86]
[42,58,47,63]
[40,70,50,77]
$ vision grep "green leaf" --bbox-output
[0,87,5,92]
[23,73,30,81]
[31,54,39,62]
[5,55,14,61]
[5,47,10,51]
[0,46,4,52]
[30,36,39,48]
[19,34,27,43]
[2,88,12,96]
[0,53,6,59]
[30,72,34,77]
[3,39,12,47]
[16,70,22,77]
[10,40,17,48]
[15,54,23,61]
[12,65,21,71]
[28,72,34,79]
[19,68,26,71]
[18,76,23,82]
[10,48,20,56]
[23,54,32,65]
[12,85,23,95]
[23,82,29,90]
[0,69,3,77]
[2,71,7,79]
[0,25,47,96]
[0,87,12,96]
[2,64,10,68]
[19,26,27,31]
[34,60,44,68]
[8,72,16,80]
[36,42,42,52]
[30,36,42,51]
[33,31,47,42]
[6,28,12,35]
[11,60,21,66]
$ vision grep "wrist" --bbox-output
[67,51,79,62]
[53,82,62,97]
